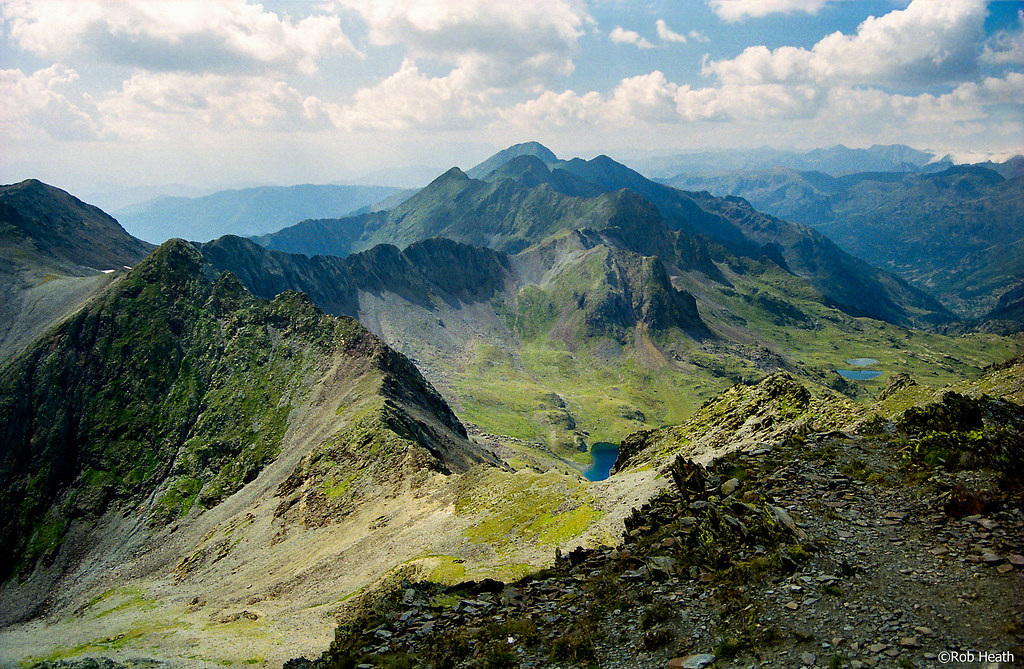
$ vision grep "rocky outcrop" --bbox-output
[614,373,862,473]
[896,391,1024,478]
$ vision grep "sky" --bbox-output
[1,0,1022,194]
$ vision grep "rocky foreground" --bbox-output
[281,384,1024,669]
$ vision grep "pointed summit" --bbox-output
[466,141,559,179]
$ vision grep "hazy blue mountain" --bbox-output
[628,144,940,179]
[661,165,1024,319]
[466,141,560,179]
[83,183,213,213]
[115,183,403,244]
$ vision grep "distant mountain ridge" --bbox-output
[628,143,943,179]
[115,183,403,244]
[662,164,1024,320]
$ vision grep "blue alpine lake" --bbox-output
[837,356,881,380]
[582,442,620,482]
[836,369,883,380]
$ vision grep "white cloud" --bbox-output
[499,72,827,127]
[0,66,101,140]
[498,67,1024,150]
[609,72,679,120]
[2,0,359,75]
[326,0,591,132]
[610,26,655,49]
[496,88,605,127]
[708,0,829,22]
[343,0,587,88]
[97,71,338,137]
[329,58,487,131]
[689,30,710,44]
[655,19,687,44]
[704,0,988,86]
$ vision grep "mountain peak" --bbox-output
[432,165,471,184]
[0,178,153,270]
[466,141,559,179]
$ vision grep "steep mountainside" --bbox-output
[116,183,402,244]
[662,166,1024,320]
[0,179,154,362]
[0,239,499,624]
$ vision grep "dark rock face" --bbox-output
[198,234,512,318]
[403,237,511,302]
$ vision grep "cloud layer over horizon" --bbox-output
[1,0,1021,191]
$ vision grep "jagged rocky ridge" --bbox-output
[0,239,496,620]
[285,367,1024,669]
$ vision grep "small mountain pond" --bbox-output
[582,442,619,482]
[836,357,882,380]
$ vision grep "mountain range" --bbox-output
[190,145,1012,458]
[0,142,1022,667]
[624,143,944,180]
[255,144,950,329]
[661,163,1024,319]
